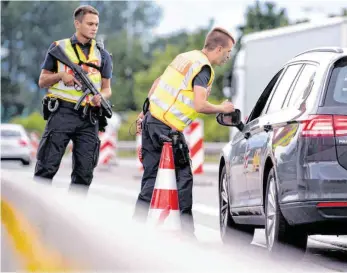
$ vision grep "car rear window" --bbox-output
[324,57,347,106]
[1,129,22,137]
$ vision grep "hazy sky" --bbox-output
[153,0,347,37]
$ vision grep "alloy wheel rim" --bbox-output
[266,177,277,250]
[220,173,229,237]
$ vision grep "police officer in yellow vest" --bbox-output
[134,27,235,236]
[35,5,112,188]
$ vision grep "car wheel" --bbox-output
[21,159,31,166]
[219,165,254,245]
[265,168,307,257]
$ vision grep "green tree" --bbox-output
[240,1,289,35]
[1,1,77,120]
[223,1,290,100]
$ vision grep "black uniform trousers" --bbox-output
[34,103,100,187]
[133,112,194,235]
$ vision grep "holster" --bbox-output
[170,130,190,167]
[98,115,108,132]
[42,97,50,120]
[142,97,150,114]
[41,96,59,120]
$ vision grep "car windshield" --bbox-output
[1,129,22,138]
[325,58,347,106]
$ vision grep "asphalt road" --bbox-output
[2,159,347,272]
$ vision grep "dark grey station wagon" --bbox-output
[217,47,347,255]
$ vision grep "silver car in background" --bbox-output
[1,124,32,165]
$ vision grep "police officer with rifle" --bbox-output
[35,5,113,188]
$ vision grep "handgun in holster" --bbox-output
[170,130,190,167]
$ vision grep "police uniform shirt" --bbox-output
[192,65,211,88]
[41,34,113,79]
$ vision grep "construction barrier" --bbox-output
[184,118,204,175]
[29,131,40,159]
[97,131,117,168]
[0,171,294,273]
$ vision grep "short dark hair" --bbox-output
[73,5,99,22]
[204,27,235,51]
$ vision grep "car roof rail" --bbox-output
[295,47,344,57]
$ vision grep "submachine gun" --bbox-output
[48,45,113,131]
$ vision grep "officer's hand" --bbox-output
[61,72,82,87]
[221,100,235,114]
[91,94,102,107]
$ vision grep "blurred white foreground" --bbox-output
[1,170,321,272]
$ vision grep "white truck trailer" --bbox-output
[227,16,347,138]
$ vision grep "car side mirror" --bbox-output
[216,109,245,132]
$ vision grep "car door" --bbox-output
[229,130,250,208]
[228,68,285,210]
[245,63,304,208]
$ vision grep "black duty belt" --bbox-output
[58,99,93,112]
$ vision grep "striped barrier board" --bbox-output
[184,119,204,175]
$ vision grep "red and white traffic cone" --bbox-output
[147,142,181,231]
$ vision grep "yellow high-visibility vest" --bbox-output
[47,38,102,105]
[149,50,215,131]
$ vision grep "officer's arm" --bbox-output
[193,66,224,114]
[38,69,65,89]
[100,78,112,99]
[194,86,224,114]
[99,50,113,100]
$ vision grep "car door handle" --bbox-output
[264,125,273,132]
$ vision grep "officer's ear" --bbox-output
[74,19,81,30]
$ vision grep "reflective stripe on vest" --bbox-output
[149,50,215,131]
[48,39,102,105]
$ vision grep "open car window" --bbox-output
[246,68,284,123]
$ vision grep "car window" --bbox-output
[324,58,347,106]
[1,129,21,137]
[246,69,284,123]
[285,64,317,108]
[265,64,302,114]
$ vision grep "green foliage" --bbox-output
[10,112,46,135]
[117,111,139,141]
[198,97,230,142]
[240,1,289,35]
[133,44,181,110]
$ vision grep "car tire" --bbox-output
[219,165,254,245]
[21,159,31,166]
[265,168,307,257]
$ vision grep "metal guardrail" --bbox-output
[118,141,227,155]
